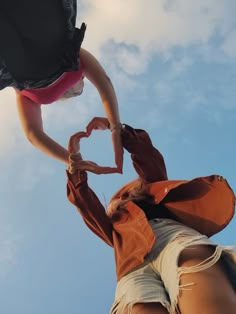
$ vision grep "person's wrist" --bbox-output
[109,122,123,132]
[69,152,82,161]
[68,153,82,174]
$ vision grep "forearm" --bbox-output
[131,151,167,182]
[27,130,69,164]
[121,125,168,182]
[98,76,121,127]
[16,93,69,164]
[80,48,121,126]
[67,170,113,245]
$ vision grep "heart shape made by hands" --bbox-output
[67,127,120,175]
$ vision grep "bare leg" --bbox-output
[178,245,236,314]
[130,302,169,314]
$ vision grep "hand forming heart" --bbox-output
[67,117,123,175]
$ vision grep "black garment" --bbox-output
[134,200,177,221]
[0,0,86,90]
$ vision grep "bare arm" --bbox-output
[80,48,120,127]
[16,93,69,164]
[80,48,123,171]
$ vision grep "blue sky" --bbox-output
[0,1,235,313]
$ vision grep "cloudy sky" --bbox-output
[0,1,235,313]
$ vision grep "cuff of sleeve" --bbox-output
[121,124,152,152]
[66,170,88,188]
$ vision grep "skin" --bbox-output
[113,237,236,314]
[16,48,123,171]
[127,303,168,314]
[178,245,236,314]
[67,119,121,175]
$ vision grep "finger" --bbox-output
[102,167,121,174]
[74,131,87,140]
[72,162,120,175]
[112,132,124,173]
[69,153,83,162]
[68,131,87,153]
[86,117,109,135]
[115,149,124,173]
[92,166,120,175]
[85,161,99,167]
[70,160,97,171]
[86,118,96,135]
[86,124,93,136]
[68,139,78,154]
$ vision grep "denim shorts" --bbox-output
[110,218,236,314]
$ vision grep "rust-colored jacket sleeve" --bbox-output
[66,170,113,247]
[66,124,166,245]
[121,124,168,182]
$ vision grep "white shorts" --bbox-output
[110,219,236,314]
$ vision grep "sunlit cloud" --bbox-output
[79,0,236,63]
[77,0,236,129]
[0,88,27,157]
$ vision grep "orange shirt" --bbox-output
[66,125,235,281]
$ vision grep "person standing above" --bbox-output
[0,1,123,171]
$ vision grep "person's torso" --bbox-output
[112,175,235,280]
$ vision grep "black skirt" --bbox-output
[0,0,86,90]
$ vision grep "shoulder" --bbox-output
[15,92,38,107]
[79,48,106,74]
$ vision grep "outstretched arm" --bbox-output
[121,124,168,183]
[16,93,69,164]
[67,170,113,246]
[69,118,167,182]
[80,48,123,171]
[67,131,113,246]
[80,48,120,130]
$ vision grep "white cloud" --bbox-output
[0,89,22,156]
[79,0,235,63]
[154,55,197,108]
[111,45,150,76]
[77,0,236,125]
